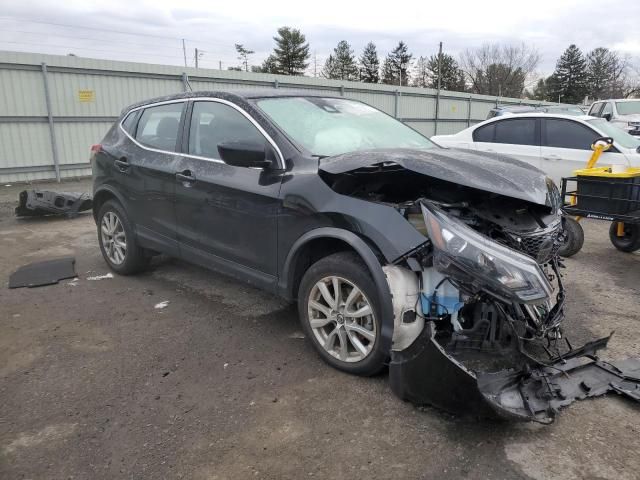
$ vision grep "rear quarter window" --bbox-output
[121,110,139,135]
[473,123,495,142]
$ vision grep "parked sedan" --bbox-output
[432,113,640,185]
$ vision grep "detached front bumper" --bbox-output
[389,323,640,423]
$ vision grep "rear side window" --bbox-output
[543,119,597,150]
[188,101,265,160]
[494,118,537,145]
[589,102,604,117]
[135,103,184,152]
[121,110,139,134]
[473,123,495,142]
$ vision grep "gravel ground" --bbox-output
[1,179,639,480]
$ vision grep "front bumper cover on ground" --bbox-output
[389,323,640,423]
[15,190,92,218]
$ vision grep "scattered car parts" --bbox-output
[15,190,92,218]
[8,257,77,288]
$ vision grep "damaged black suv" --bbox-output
[92,92,640,422]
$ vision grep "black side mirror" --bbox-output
[217,141,272,169]
[602,112,612,121]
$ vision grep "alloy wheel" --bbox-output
[307,275,377,363]
[101,211,127,265]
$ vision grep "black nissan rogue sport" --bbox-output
[92,90,622,422]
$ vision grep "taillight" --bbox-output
[91,144,102,153]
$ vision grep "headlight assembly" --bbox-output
[421,203,553,304]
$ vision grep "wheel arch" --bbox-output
[280,227,395,354]
[92,186,127,222]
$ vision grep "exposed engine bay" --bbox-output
[320,156,640,423]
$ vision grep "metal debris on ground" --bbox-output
[15,190,92,218]
[86,273,114,281]
[8,257,76,288]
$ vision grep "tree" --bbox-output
[272,26,310,76]
[322,40,358,80]
[253,54,279,74]
[382,41,412,86]
[587,47,627,99]
[235,44,254,72]
[425,53,466,91]
[549,44,589,103]
[359,42,380,83]
[412,56,429,87]
[460,43,539,97]
[321,54,338,79]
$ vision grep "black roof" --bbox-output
[124,89,337,113]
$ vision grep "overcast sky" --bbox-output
[1,0,638,78]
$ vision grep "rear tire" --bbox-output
[609,222,640,253]
[97,200,150,275]
[298,251,387,376]
[558,217,584,257]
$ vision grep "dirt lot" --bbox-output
[1,179,639,480]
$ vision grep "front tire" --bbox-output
[97,200,150,275]
[609,222,640,253]
[298,252,387,376]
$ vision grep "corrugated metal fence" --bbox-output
[0,51,558,183]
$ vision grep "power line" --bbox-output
[0,28,187,52]
[0,16,236,52]
[0,40,187,61]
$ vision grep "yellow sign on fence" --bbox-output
[78,90,95,102]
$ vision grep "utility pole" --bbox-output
[182,39,187,67]
[219,60,222,70]
[194,48,199,69]
[313,51,317,77]
[434,41,443,135]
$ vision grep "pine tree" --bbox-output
[323,41,358,80]
[382,41,412,86]
[412,56,429,87]
[425,53,466,91]
[359,42,380,83]
[272,27,310,76]
[256,54,279,74]
[550,45,589,103]
[321,54,338,79]
[587,47,625,99]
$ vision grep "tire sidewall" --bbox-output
[609,222,640,252]
[297,252,387,376]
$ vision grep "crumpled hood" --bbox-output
[319,147,556,207]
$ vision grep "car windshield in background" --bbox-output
[587,118,640,149]
[616,101,640,116]
[256,97,436,157]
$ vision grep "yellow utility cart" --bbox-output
[561,137,640,253]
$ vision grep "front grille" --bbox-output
[506,223,562,264]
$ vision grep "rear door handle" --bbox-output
[114,157,130,172]
[543,155,562,161]
[175,170,196,184]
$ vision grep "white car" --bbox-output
[588,99,640,137]
[431,113,640,185]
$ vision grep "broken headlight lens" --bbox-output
[421,203,553,304]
